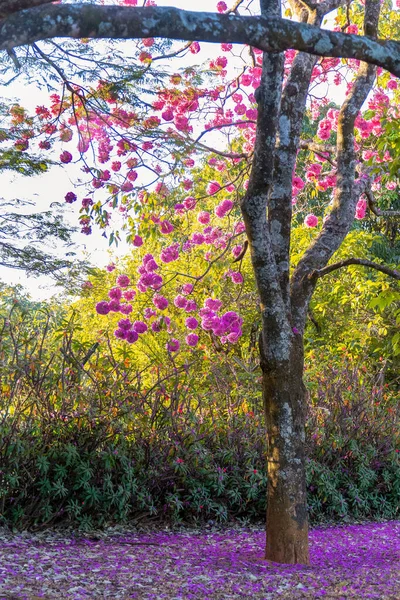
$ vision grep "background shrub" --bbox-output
[0,303,398,531]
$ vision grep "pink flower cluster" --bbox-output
[229,271,244,284]
[116,274,130,287]
[166,338,181,352]
[316,108,338,140]
[292,175,305,199]
[153,293,169,310]
[182,283,194,295]
[355,198,367,220]
[159,220,174,235]
[171,293,197,312]
[160,243,180,263]
[183,196,196,210]
[132,235,143,247]
[199,298,243,344]
[96,298,132,316]
[137,254,163,291]
[185,316,198,330]
[60,151,73,164]
[97,256,244,349]
[304,214,318,228]
[65,192,77,204]
[144,307,157,319]
[198,211,211,224]
[215,199,233,218]
[355,116,375,139]
[317,119,332,140]
[306,163,322,181]
[185,333,199,347]
[95,272,138,317]
[207,181,221,195]
[174,203,185,215]
[114,318,148,344]
[186,226,229,250]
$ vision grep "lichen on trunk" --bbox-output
[261,331,309,564]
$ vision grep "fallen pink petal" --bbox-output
[0,521,398,599]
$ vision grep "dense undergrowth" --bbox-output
[0,302,398,532]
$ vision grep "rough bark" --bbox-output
[365,187,400,218]
[242,0,311,565]
[259,0,331,559]
[241,0,293,371]
[261,336,309,564]
[0,0,53,19]
[268,2,321,306]
[0,5,400,77]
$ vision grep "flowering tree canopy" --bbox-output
[0,0,399,565]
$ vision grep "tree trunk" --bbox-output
[262,336,309,564]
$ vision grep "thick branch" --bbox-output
[317,0,347,14]
[1,6,400,77]
[241,1,294,365]
[269,7,321,306]
[0,0,53,19]
[299,140,336,158]
[268,1,345,305]
[290,0,381,328]
[309,258,400,281]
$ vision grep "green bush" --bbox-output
[1,375,398,530]
[0,302,398,531]
[305,362,399,522]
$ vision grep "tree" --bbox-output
[0,0,399,565]
[0,197,89,283]
[0,136,88,282]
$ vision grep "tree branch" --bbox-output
[309,258,400,281]
[241,0,294,365]
[0,0,53,19]
[299,140,336,165]
[365,187,400,218]
[232,240,248,263]
[32,42,75,93]
[290,0,381,327]
[268,7,321,306]
[0,5,400,77]
[317,0,349,16]
[307,308,321,333]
